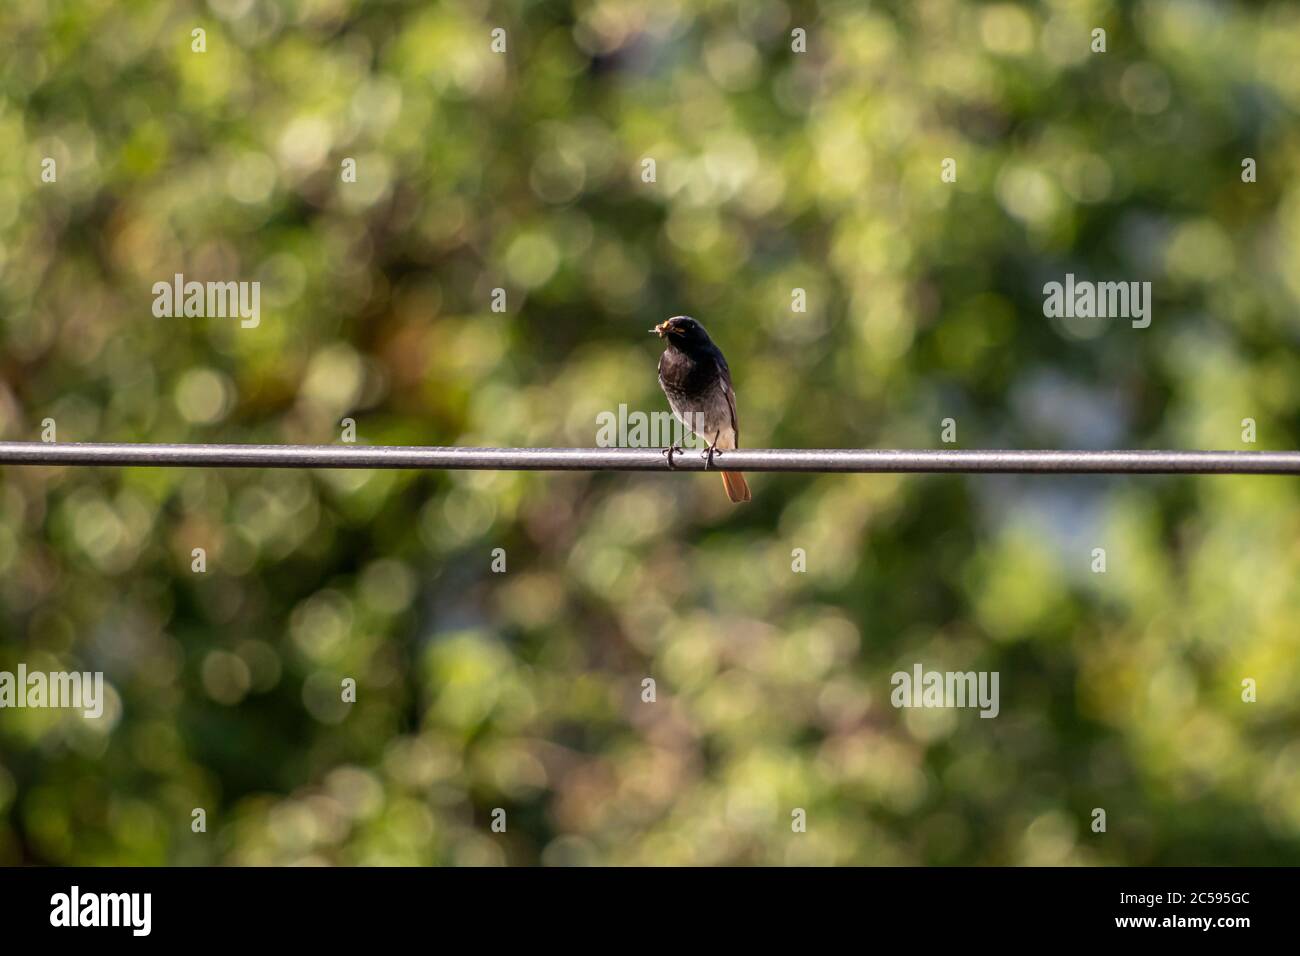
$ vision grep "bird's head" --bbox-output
[651,315,713,352]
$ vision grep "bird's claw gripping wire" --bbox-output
[661,446,685,470]
[702,444,720,471]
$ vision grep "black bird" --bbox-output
[652,316,751,503]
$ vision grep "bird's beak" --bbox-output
[651,322,667,337]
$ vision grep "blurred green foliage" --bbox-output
[1,0,1299,865]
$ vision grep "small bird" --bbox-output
[652,316,751,503]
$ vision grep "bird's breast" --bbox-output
[658,349,732,439]
[658,349,717,399]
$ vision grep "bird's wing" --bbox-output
[718,358,740,446]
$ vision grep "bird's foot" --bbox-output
[701,445,719,471]
[661,445,685,470]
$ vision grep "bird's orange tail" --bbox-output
[721,471,751,503]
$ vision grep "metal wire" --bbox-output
[0,442,1297,474]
